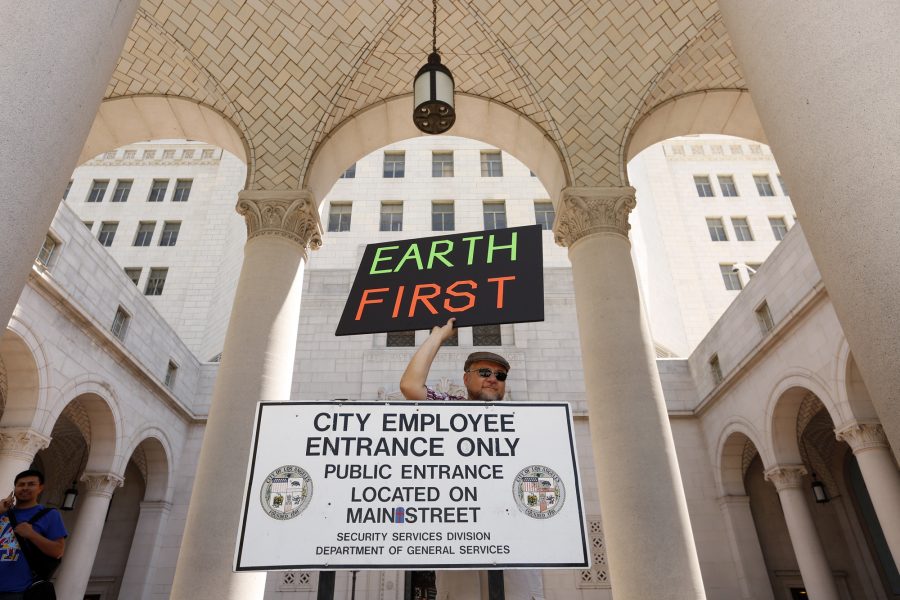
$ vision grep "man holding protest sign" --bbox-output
[400,318,544,600]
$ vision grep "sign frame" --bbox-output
[234,401,589,571]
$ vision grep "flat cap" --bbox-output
[464,351,510,372]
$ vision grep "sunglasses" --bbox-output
[467,368,508,381]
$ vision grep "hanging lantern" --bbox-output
[61,482,79,510]
[810,474,829,503]
[413,0,455,134]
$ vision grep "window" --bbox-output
[162,149,175,159]
[111,306,130,340]
[480,151,503,177]
[83,221,93,231]
[710,354,723,384]
[148,179,168,202]
[123,150,136,160]
[87,180,108,203]
[98,222,118,247]
[142,149,156,160]
[36,235,57,267]
[339,163,356,179]
[172,179,192,202]
[63,180,73,200]
[732,217,754,241]
[380,203,403,231]
[718,175,738,197]
[769,217,788,241]
[181,149,194,159]
[386,331,416,347]
[164,360,178,388]
[720,264,743,291]
[706,218,728,241]
[473,324,502,346]
[133,221,156,247]
[327,203,352,232]
[747,263,763,278]
[694,175,714,197]
[125,268,141,286]
[383,152,405,178]
[534,201,555,230]
[432,152,454,177]
[432,202,454,231]
[111,180,132,203]
[754,174,775,196]
[483,202,507,230]
[160,221,181,246]
[201,149,215,159]
[756,301,775,334]
[777,174,789,196]
[145,268,168,296]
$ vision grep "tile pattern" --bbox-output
[107,0,735,190]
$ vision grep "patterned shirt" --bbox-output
[425,386,466,401]
[0,505,68,592]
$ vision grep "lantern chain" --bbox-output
[432,0,438,54]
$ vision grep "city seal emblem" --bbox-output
[260,465,313,520]
[512,465,565,519]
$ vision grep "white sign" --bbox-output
[235,401,589,571]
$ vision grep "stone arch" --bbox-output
[304,93,570,205]
[78,95,253,187]
[766,371,841,465]
[716,420,767,496]
[623,90,767,168]
[834,340,880,424]
[120,429,173,502]
[0,319,48,427]
[44,379,124,474]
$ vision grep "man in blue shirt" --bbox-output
[0,469,67,599]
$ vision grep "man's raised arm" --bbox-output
[399,318,456,400]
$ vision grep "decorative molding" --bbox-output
[236,190,323,256]
[835,422,888,454]
[553,186,637,247]
[577,517,611,588]
[764,465,807,492]
[81,472,125,497]
[0,428,51,459]
[139,500,173,513]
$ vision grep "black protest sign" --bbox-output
[336,225,544,336]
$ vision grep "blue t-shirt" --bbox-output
[0,505,68,592]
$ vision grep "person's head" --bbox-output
[14,469,45,507]
[463,352,510,401]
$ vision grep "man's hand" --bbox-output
[431,317,457,342]
[13,522,35,540]
[0,491,13,513]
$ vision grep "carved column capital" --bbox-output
[553,186,637,247]
[80,472,125,497]
[835,422,888,454]
[0,427,51,460]
[236,190,323,257]
[764,465,807,492]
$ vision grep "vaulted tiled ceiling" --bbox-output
[108,0,744,190]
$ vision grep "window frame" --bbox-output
[480,151,503,177]
[133,221,156,247]
[431,201,455,232]
[327,203,352,232]
[483,201,507,230]
[731,217,754,242]
[720,264,743,291]
[159,221,181,246]
[754,174,775,197]
[380,202,403,232]
[706,217,728,242]
[383,152,405,178]
[755,301,775,334]
[111,306,131,340]
[97,222,118,247]
[172,179,192,202]
[87,180,109,203]
[534,201,555,230]
[145,268,168,296]
[694,175,715,197]
[432,151,454,177]
[717,175,739,197]
[148,179,168,203]
[769,216,788,241]
[36,234,59,268]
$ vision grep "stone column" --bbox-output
[718,495,775,600]
[0,427,50,487]
[718,1,900,461]
[170,191,322,600]
[764,466,839,600]
[119,501,172,600]
[0,1,140,330]
[54,473,124,600]
[554,187,706,599]
[836,422,900,569]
